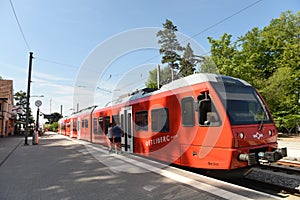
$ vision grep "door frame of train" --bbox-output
[77,117,81,139]
[120,106,133,153]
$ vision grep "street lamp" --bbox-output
[31,95,44,98]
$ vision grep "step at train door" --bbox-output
[120,106,133,153]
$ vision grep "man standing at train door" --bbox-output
[112,123,122,154]
[107,123,114,153]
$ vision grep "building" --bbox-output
[0,80,15,137]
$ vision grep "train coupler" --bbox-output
[258,147,287,163]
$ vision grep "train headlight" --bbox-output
[268,130,272,136]
[239,132,245,139]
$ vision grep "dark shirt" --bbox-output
[112,125,122,138]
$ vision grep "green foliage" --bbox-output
[44,122,58,132]
[146,66,172,88]
[50,122,58,132]
[150,20,203,86]
[50,112,63,123]
[274,114,300,134]
[199,56,218,73]
[14,90,34,124]
[178,43,201,77]
[157,19,184,80]
[208,11,300,133]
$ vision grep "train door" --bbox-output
[120,106,133,153]
[77,117,81,139]
[70,118,74,138]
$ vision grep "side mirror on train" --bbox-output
[195,91,210,112]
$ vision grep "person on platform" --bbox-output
[112,123,123,154]
[107,123,113,153]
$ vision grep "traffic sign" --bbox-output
[35,100,42,107]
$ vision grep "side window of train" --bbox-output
[112,115,119,125]
[98,117,104,134]
[85,119,88,128]
[73,121,77,131]
[135,111,148,131]
[181,97,195,126]
[93,118,98,134]
[104,116,110,134]
[151,108,169,132]
[82,120,85,128]
[197,92,220,126]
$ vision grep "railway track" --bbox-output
[244,159,300,192]
[277,159,300,169]
[182,159,300,199]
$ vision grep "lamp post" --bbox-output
[24,52,33,145]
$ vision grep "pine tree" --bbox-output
[179,43,203,77]
[157,19,184,81]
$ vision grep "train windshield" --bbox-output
[211,82,272,125]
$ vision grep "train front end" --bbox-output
[211,76,287,168]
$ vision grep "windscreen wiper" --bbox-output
[258,112,265,131]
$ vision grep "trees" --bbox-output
[147,20,201,88]
[179,43,202,77]
[146,66,172,88]
[156,19,184,81]
[208,11,300,133]
[199,56,218,73]
[14,90,34,133]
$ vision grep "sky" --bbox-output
[0,0,299,121]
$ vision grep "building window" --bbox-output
[135,111,148,131]
[181,97,195,126]
[151,108,169,132]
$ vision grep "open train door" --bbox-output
[120,106,133,153]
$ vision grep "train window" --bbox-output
[151,108,169,132]
[99,117,104,134]
[181,97,195,126]
[104,116,110,134]
[73,121,77,131]
[77,120,80,132]
[128,113,132,138]
[82,120,84,128]
[85,119,88,128]
[112,115,119,125]
[135,111,148,131]
[93,118,98,134]
[197,93,220,126]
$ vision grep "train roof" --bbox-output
[107,73,251,106]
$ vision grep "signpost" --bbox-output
[33,100,42,145]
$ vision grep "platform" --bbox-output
[0,133,286,200]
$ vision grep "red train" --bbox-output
[58,73,287,170]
